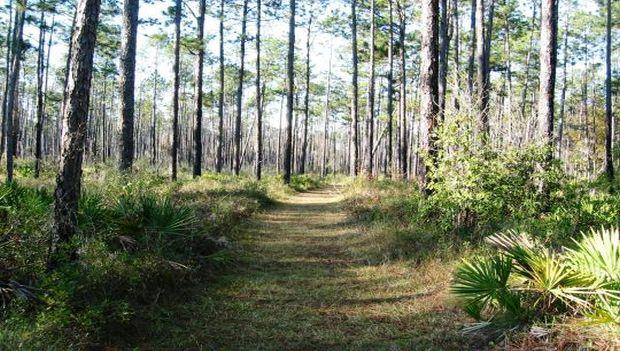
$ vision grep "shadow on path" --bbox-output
[147,185,471,350]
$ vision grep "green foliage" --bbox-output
[0,168,276,349]
[289,174,324,192]
[452,229,620,337]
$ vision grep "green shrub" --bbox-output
[0,168,276,348]
[289,174,323,191]
[452,228,620,337]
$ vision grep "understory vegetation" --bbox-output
[0,161,313,349]
[344,145,620,349]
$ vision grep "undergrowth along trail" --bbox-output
[149,185,470,350]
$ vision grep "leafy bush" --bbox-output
[452,228,620,337]
[289,174,323,191]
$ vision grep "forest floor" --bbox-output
[142,185,472,350]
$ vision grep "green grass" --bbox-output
[0,163,286,349]
[134,185,478,350]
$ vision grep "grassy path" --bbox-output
[153,186,470,350]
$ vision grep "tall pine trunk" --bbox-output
[438,0,449,122]
[34,9,46,178]
[419,0,439,192]
[557,16,568,159]
[234,0,249,176]
[193,0,205,177]
[216,0,225,172]
[119,0,139,171]
[300,12,313,174]
[171,0,181,180]
[387,0,394,177]
[475,0,491,142]
[366,0,376,178]
[52,0,101,264]
[350,0,360,176]
[0,0,14,162]
[283,0,296,184]
[5,0,25,183]
[321,45,332,177]
[538,0,558,150]
[467,0,476,95]
[255,0,263,180]
[397,1,407,179]
[151,48,159,165]
[605,0,614,183]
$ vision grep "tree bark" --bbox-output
[321,45,333,177]
[538,0,558,150]
[520,1,537,119]
[216,0,225,172]
[476,0,492,142]
[557,15,568,159]
[387,0,394,177]
[350,0,360,176]
[234,0,249,176]
[283,0,296,184]
[438,0,449,122]
[467,0,476,95]
[397,1,407,179]
[119,0,139,172]
[452,0,460,110]
[255,0,263,180]
[151,48,159,165]
[34,9,46,178]
[171,0,181,180]
[52,0,101,264]
[366,0,376,178]
[605,0,614,183]
[300,12,313,175]
[0,0,14,162]
[5,0,25,183]
[419,0,439,192]
[193,0,205,178]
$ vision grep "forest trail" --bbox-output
[155,186,468,350]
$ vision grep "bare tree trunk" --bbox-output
[605,0,614,183]
[476,0,493,143]
[255,0,263,180]
[277,95,283,174]
[520,1,537,119]
[538,0,557,147]
[300,11,313,175]
[366,0,376,178]
[467,0,476,95]
[283,0,296,184]
[419,0,439,192]
[193,0,205,178]
[438,0,449,122]
[5,1,25,183]
[387,0,394,177]
[0,0,14,162]
[350,0,360,176]
[321,45,333,177]
[452,0,460,110]
[234,0,249,176]
[171,0,181,180]
[52,0,101,265]
[34,9,46,178]
[397,1,407,179]
[151,48,158,165]
[119,0,139,171]
[216,0,225,172]
[557,15,568,159]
